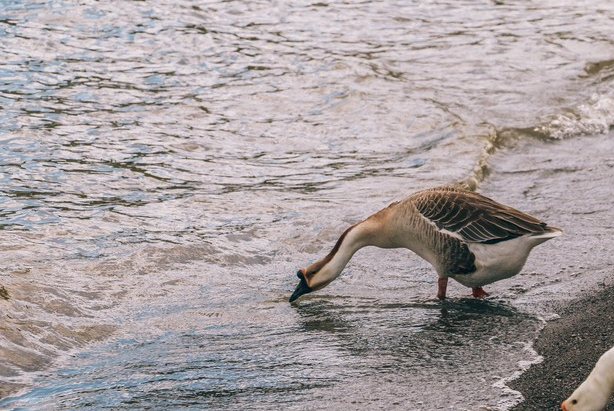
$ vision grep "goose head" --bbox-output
[561,385,610,411]
[562,346,614,411]
[290,225,361,303]
[289,259,340,302]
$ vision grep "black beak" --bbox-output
[289,270,312,303]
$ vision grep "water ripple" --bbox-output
[1,0,614,408]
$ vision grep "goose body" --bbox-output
[562,346,614,411]
[290,186,562,302]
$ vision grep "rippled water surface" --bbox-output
[1,0,614,409]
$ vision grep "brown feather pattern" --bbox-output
[413,187,550,245]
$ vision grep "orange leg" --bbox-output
[472,287,489,298]
[437,277,448,300]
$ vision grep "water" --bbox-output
[1,0,614,409]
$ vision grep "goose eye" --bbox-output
[303,269,319,280]
[571,399,578,405]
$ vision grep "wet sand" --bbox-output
[508,285,614,411]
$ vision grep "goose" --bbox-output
[289,186,562,302]
[561,346,614,411]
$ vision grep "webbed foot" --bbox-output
[471,287,489,298]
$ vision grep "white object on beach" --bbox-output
[290,186,562,302]
[562,345,614,411]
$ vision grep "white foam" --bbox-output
[491,318,547,411]
[535,94,614,139]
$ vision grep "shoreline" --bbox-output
[508,284,614,411]
[480,131,614,411]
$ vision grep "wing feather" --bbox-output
[413,187,551,244]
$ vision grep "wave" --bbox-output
[456,125,503,191]
[458,92,614,192]
[534,94,614,140]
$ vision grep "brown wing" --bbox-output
[412,187,549,244]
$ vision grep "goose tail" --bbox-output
[527,226,563,246]
[534,226,563,238]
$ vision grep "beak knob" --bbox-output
[289,270,312,303]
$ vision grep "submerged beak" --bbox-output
[289,270,312,303]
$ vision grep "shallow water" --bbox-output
[1,0,614,409]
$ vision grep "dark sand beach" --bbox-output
[508,285,614,411]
